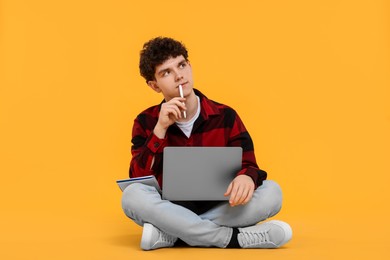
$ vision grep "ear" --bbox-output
[147,81,161,93]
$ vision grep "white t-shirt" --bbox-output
[175,96,201,138]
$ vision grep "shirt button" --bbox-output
[154,142,160,148]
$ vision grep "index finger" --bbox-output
[224,182,233,197]
[229,183,240,206]
[167,98,186,109]
[168,97,186,103]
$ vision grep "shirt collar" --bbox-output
[193,89,220,120]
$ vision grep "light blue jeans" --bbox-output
[121,180,282,248]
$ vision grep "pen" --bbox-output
[179,85,187,119]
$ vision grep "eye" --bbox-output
[179,62,186,69]
[163,71,170,77]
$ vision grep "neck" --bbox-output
[178,90,197,122]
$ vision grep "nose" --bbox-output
[174,70,183,82]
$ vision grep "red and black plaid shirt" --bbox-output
[130,89,267,189]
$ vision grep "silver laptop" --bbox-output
[162,147,242,201]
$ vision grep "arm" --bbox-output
[129,97,186,179]
[224,111,267,206]
[129,117,166,178]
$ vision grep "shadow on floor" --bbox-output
[108,234,140,248]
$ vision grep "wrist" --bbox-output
[153,123,167,139]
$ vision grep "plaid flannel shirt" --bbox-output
[130,89,267,189]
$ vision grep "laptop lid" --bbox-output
[162,147,242,201]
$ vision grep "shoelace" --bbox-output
[241,229,271,246]
[158,231,176,245]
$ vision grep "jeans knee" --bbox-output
[121,183,147,213]
[260,180,283,216]
[121,183,161,216]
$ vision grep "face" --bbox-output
[148,55,194,101]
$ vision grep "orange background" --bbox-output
[1,0,389,259]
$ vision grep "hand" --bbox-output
[154,97,186,138]
[224,175,255,207]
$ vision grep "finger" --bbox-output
[236,186,248,205]
[229,183,239,205]
[224,182,233,196]
[172,106,183,118]
[233,185,245,206]
[166,105,182,119]
[169,97,186,102]
[165,107,181,120]
[175,100,187,113]
[231,185,241,205]
[163,101,185,111]
[242,187,254,205]
[167,103,186,118]
[168,98,186,109]
[176,101,187,112]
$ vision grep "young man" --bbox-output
[122,37,292,250]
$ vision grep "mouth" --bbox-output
[177,82,188,88]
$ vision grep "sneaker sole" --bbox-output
[141,223,154,250]
[267,220,293,246]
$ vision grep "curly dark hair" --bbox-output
[139,37,189,82]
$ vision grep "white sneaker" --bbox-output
[237,220,292,248]
[141,223,178,250]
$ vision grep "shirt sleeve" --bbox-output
[129,115,167,179]
[228,111,267,188]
